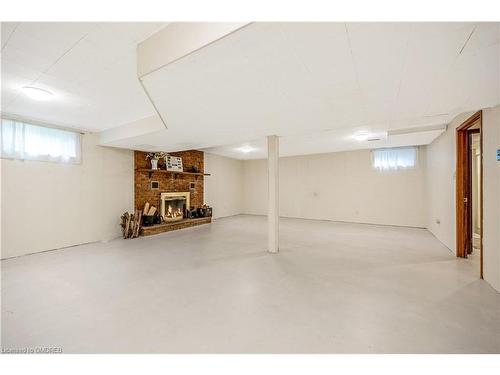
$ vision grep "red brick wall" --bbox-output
[134,150,205,211]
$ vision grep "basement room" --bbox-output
[1,17,500,362]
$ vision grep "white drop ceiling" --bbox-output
[1,22,166,131]
[110,22,500,159]
[2,22,499,159]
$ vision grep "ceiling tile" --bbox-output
[1,22,167,130]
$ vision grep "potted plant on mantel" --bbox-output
[146,152,166,170]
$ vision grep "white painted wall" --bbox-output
[242,147,427,228]
[426,106,500,292]
[482,106,500,291]
[204,152,244,219]
[1,133,134,259]
[0,154,2,261]
[425,112,473,251]
[4,111,498,290]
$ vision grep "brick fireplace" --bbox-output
[134,150,211,236]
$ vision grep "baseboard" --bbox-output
[237,213,426,229]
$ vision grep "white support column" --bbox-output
[267,135,279,253]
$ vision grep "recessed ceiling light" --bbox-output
[353,131,371,141]
[236,145,256,153]
[22,86,53,101]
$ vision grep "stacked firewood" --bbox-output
[120,211,140,239]
[120,202,158,239]
[142,202,157,216]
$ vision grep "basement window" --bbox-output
[1,118,81,164]
[372,147,417,171]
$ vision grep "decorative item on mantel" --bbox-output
[146,152,166,170]
[165,154,183,172]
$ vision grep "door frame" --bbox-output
[456,110,483,278]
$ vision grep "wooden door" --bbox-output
[456,111,482,269]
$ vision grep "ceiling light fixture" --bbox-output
[236,145,256,153]
[353,131,371,142]
[22,86,54,101]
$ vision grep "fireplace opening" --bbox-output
[164,197,186,222]
[160,192,190,222]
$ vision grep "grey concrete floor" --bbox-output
[1,215,499,353]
